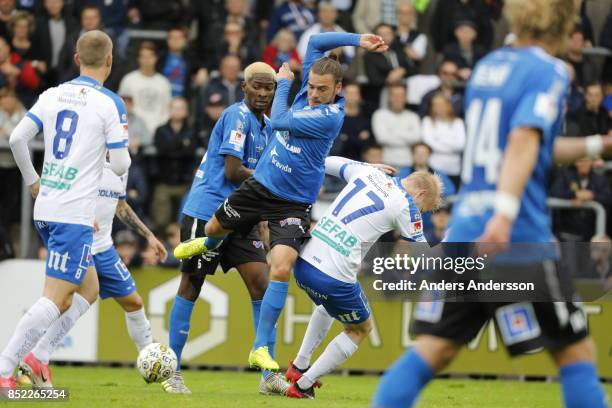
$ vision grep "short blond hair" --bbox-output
[76,30,113,68]
[244,61,276,82]
[504,0,579,54]
[406,171,444,212]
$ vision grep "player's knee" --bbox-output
[177,273,204,301]
[57,295,73,313]
[122,294,144,312]
[552,337,597,367]
[414,335,460,372]
[269,263,292,281]
[345,319,372,342]
[204,218,222,237]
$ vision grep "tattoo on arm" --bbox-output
[116,200,153,239]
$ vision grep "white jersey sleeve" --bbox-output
[396,197,426,242]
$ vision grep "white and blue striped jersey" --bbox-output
[28,75,128,227]
[300,163,425,283]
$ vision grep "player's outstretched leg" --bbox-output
[286,305,334,387]
[287,316,370,399]
[163,272,204,394]
[173,216,230,260]
[0,276,82,394]
[22,267,98,388]
[372,335,459,408]
[239,262,289,396]
[249,245,297,371]
[554,338,608,408]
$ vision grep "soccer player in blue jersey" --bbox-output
[174,32,388,371]
[163,62,289,395]
[372,1,610,407]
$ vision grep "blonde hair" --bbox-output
[76,30,113,68]
[504,0,579,54]
[273,29,296,49]
[406,171,444,212]
[244,61,276,82]
[8,11,35,37]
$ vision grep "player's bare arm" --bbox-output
[553,131,612,164]
[116,199,167,262]
[224,155,254,184]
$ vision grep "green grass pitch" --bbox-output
[16,366,611,407]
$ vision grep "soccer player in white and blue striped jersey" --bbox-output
[1,31,130,393]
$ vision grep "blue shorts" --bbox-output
[93,246,137,299]
[294,258,371,324]
[35,221,93,285]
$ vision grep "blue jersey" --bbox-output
[447,46,569,243]
[183,101,271,221]
[254,32,361,204]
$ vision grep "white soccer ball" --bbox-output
[136,343,178,383]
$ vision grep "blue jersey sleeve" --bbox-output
[271,79,343,139]
[218,107,249,160]
[510,65,568,142]
[301,32,360,89]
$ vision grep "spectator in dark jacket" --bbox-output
[566,27,597,88]
[202,0,258,57]
[430,0,492,52]
[0,0,16,41]
[57,5,126,90]
[551,158,612,242]
[151,97,196,229]
[266,0,315,42]
[363,23,415,107]
[419,60,463,118]
[34,0,77,87]
[330,82,374,161]
[566,82,611,136]
[442,19,487,81]
[133,0,187,30]
[195,55,243,141]
[207,21,259,70]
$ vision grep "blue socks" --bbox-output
[251,299,278,378]
[560,361,608,408]
[168,295,195,370]
[372,348,434,408]
[204,236,223,250]
[253,281,288,351]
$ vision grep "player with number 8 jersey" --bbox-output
[30,74,129,226]
[1,30,130,393]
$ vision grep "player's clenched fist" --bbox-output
[359,34,388,53]
[277,62,294,81]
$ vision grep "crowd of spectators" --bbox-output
[0,0,610,265]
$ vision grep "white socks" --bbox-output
[298,331,358,389]
[0,297,60,376]
[32,293,91,364]
[125,307,152,351]
[294,305,334,370]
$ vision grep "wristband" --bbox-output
[494,191,519,221]
[585,135,603,158]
